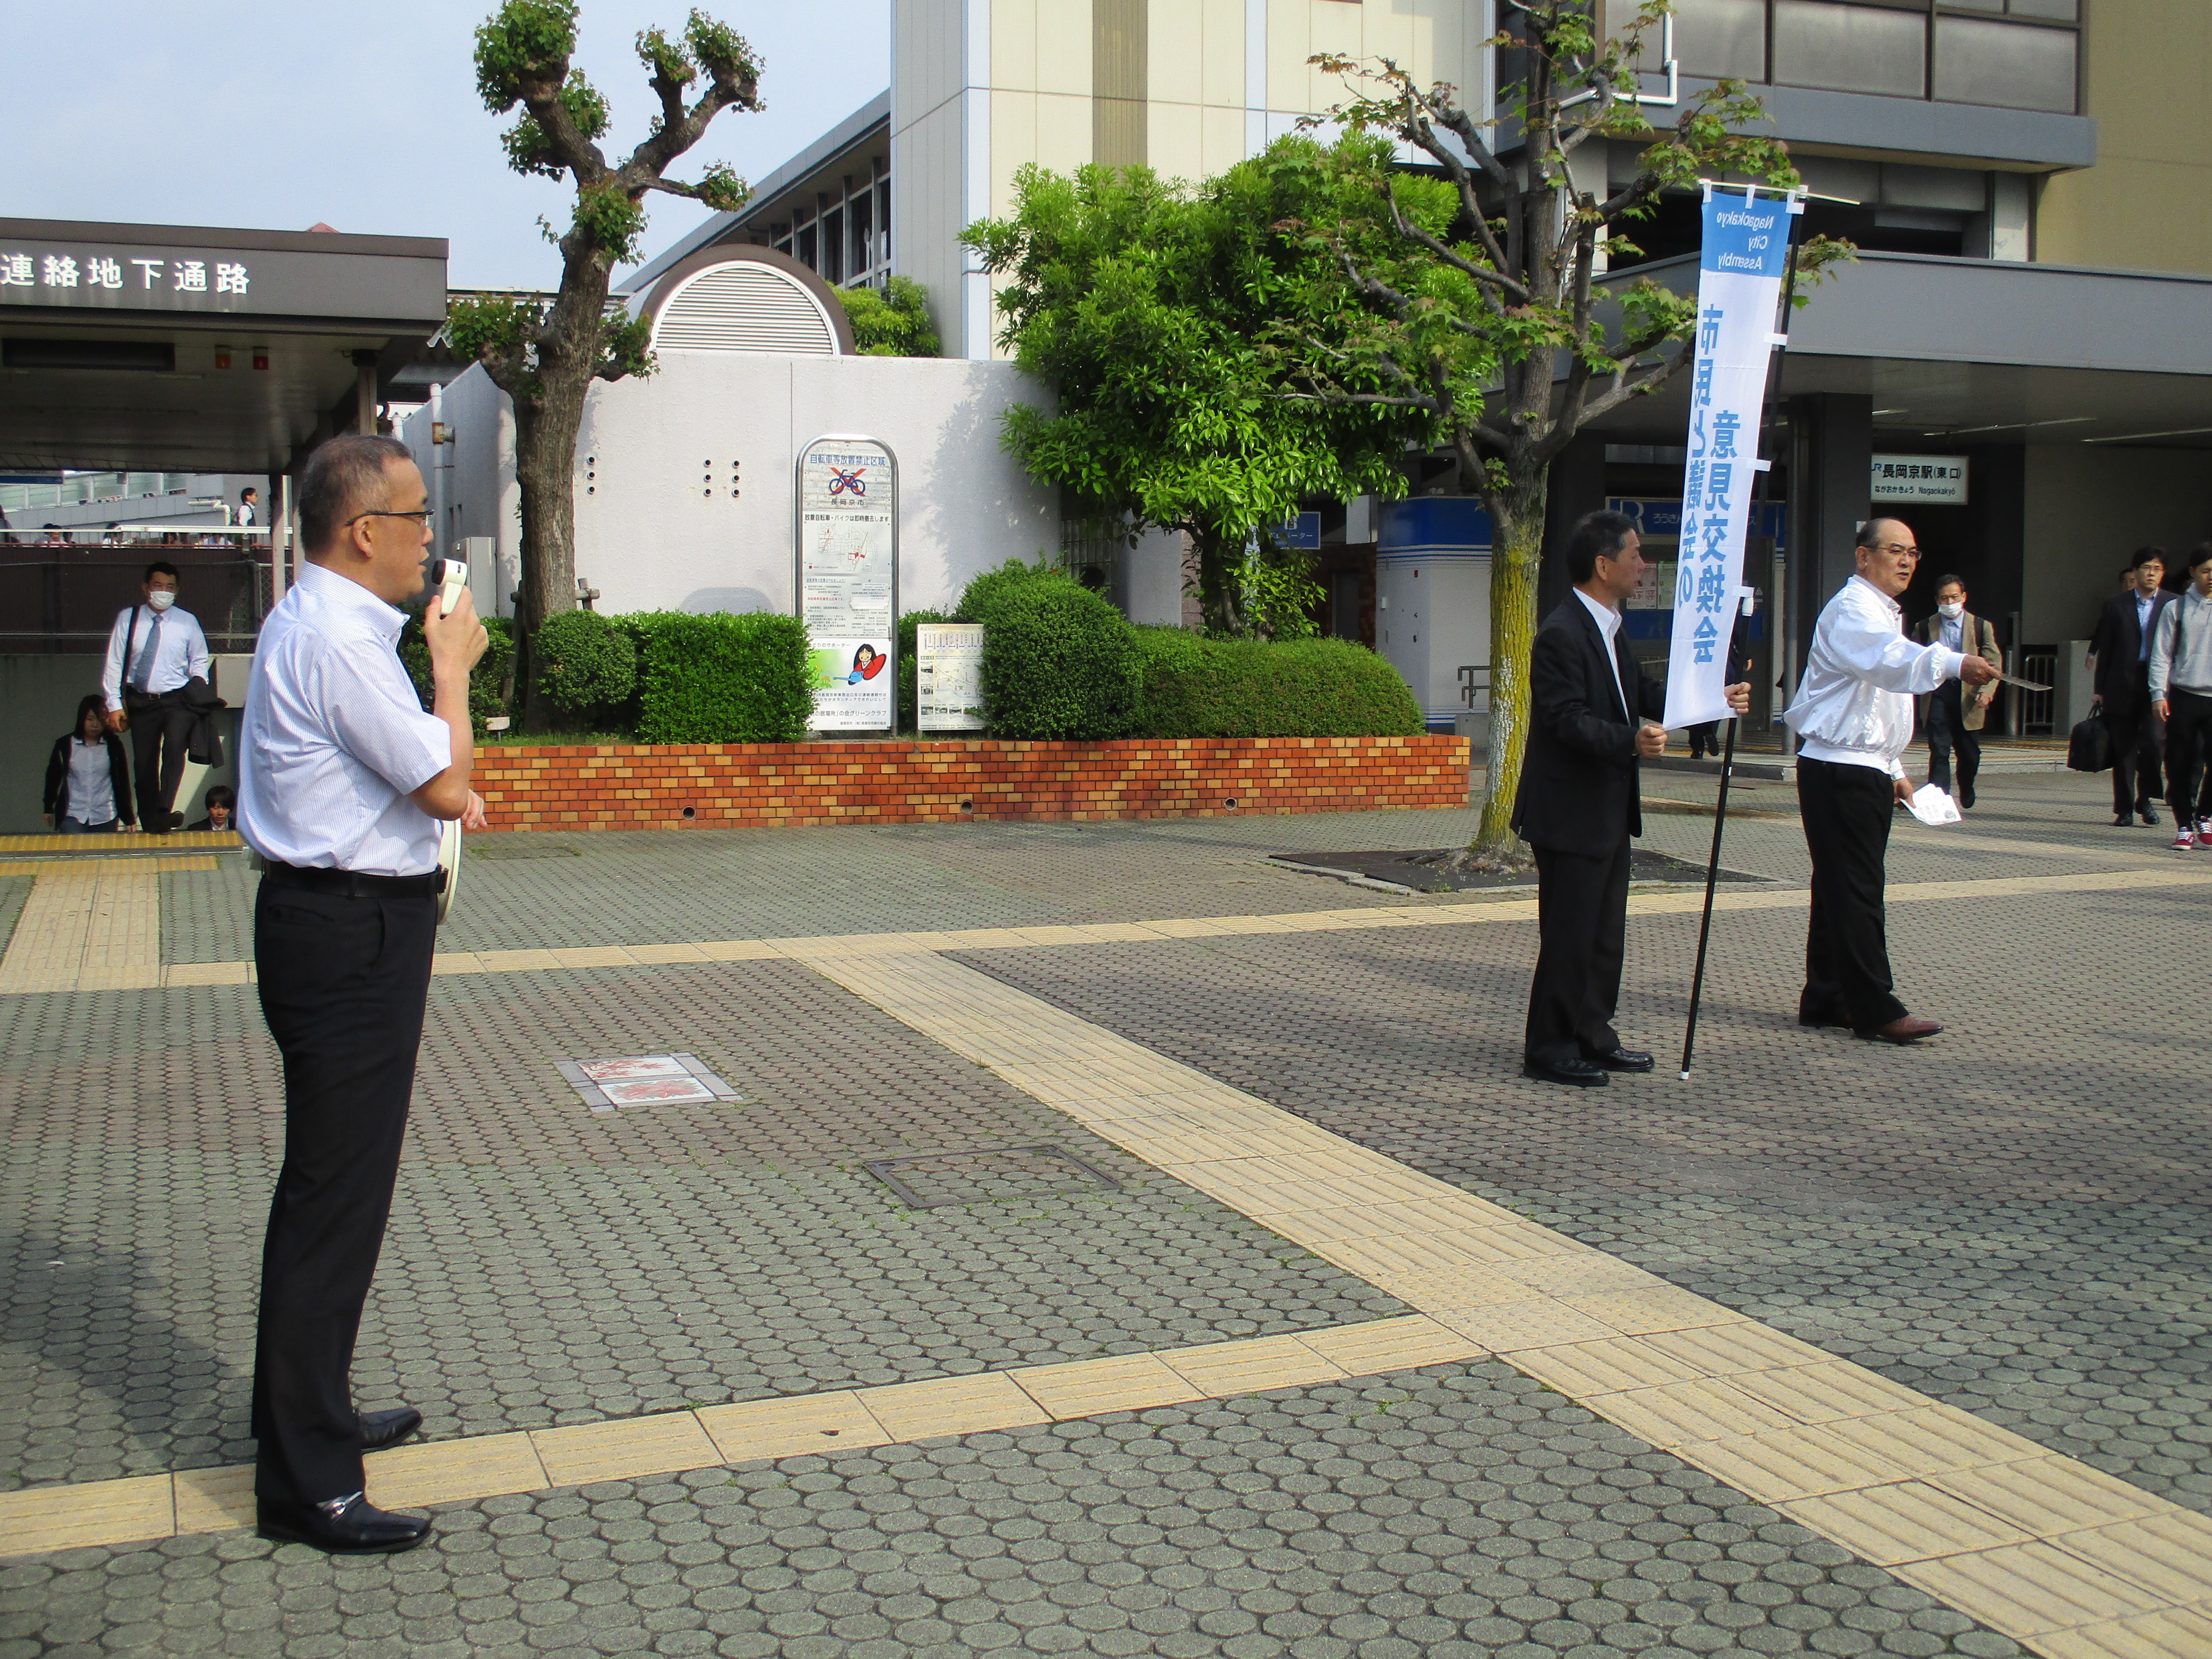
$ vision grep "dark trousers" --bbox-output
[1797,758,1908,1031]
[1925,682,1980,799]
[2103,669,2163,815]
[1524,837,1632,1066]
[252,878,436,1508]
[125,690,194,832]
[2168,689,2212,827]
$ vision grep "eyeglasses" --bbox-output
[1870,542,1920,559]
[346,509,433,528]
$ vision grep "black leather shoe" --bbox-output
[2114,812,2136,827]
[1584,1047,1656,1073]
[1521,1056,1610,1088]
[258,1492,432,1554]
[359,1407,422,1452]
[2141,805,2161,826]
[1959,783,1975,810]
[1798,1003,1852,1028]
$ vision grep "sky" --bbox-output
[2,0,890,289]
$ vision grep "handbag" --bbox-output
[2067,713,2110,773]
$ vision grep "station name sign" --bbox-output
[1871,454,1968,506]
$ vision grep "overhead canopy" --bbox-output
[0,218,448,474]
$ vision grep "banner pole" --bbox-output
[1677,189,1805,1082]
[1677,712,1738,1078]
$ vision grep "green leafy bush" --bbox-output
[628,611,812,744]
[1131,629,1422,738]
[534,608,637,719]
[896,608,951,733]
[953,556,1059,628]
[399,613,515,734]
[972,574,1140,741]
[834,275,941,357]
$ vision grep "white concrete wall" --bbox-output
[398,372,522,618]
[422,353,1063,621]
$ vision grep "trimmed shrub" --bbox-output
[1132,629,1423,738]
[953,556,1063,628]
[896,608,951,733]
[628,611,812,744]
[979,577,1141,741]
[534,608,636,720]
[398,613,515,734]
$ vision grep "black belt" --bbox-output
[262,861,446,899]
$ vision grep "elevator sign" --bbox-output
[1871,455,1967,506]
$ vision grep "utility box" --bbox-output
[2053,639,2094,736]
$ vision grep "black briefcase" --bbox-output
[2067,714,2110,773]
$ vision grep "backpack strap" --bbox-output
[119,606,140,699]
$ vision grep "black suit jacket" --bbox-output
[2090,589,2174,711]
[1511,596,1666,858]
[43,731,135,826]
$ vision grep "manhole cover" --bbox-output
[864,1144,1120,1209]
[556,1053,741,1114]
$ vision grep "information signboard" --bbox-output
[1870,455,1967,506]
[917,623,987,732]
[796,434,897,731]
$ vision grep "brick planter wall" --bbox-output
[474,735,1470,833]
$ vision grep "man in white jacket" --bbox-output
[1784,520,2001,1043]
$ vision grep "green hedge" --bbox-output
[398,614,514,734]
[627,611,812,744]
[535,608,636,720]
[957,562,1138,741]
[1131,629,1423,738]
[895,608,951,733]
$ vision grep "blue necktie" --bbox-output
[131,610,163,690]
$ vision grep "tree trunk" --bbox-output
[1474,468,1548,851]
[1189,525,1245,637]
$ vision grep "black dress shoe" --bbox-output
[2114,812,2136,827]
[1959,783,1975,810]
[258,1492,432,1555]
[1798,1003,1852,1028]
[1521,1055,1610,1088]
[2141,805,2161,826]
[1584,1047,1656,1073]
[359,1407,422,1452]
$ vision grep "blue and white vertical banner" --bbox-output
[1661,185,1802,730]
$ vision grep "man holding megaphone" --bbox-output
[236,433,486,1554]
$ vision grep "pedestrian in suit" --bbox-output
[100,560,211,833]
[1512,510,1749,1088]
[2088,549,2175,826]
[1910,575,2003,808]
[1785,520,2002,1044]
[237,433,488,1554]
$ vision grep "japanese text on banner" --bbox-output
[1660,188,1798,730]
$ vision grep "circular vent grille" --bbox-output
[649,261,840,355]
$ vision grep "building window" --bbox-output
[822,205,845,284]
[1672,0,1767,80]
[1773,0,1926,99]
[1932,15,2077,112]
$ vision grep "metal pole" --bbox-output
[1678,712,1738,1078]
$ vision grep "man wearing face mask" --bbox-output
[1911,576,2002,808]
[101,560,211,834]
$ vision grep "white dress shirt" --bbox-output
[237,561,453,876]
[1786,576,1963,777]
[65,738,118,823]
[1573,587,1631,718]
[101,602,210,710]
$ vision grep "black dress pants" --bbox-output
[252,878,436,1508]
[2103,671,2162,815]
[2167,688,2212,828]
[1525,837,1632,1067]
[1797,758,1908,1031]
[1925,682,1979,799]
[126,691,194,832]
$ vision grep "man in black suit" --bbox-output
[1512,510,1750,1088]
[2089,548,2175,826]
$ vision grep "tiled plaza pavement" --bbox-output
[0,764,2198,1656]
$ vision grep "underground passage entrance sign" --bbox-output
[796,433,898,732]
[1661,184,1801,732]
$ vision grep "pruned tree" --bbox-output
[445,0,760,723]
[962,140,1439,638]
[1291,0,1846,851]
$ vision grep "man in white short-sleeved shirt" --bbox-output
[238,433,486,1555]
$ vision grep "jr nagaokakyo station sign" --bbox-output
[796,434,898,731]
[1661,185,1802,731]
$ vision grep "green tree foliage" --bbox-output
[1131,629,1422,738]
[961,138,1439,638]
[452,1,763,727]
[835,276,942,358]
[533,606,638,719]
[1288,0,1848,850]
[628,611,811,743]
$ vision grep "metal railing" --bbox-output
[1457,663,1491,709]
[2014,648,2057,735]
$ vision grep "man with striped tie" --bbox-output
[101,560,210,833]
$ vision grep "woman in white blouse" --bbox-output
[43,694,136,833]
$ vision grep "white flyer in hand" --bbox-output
[1906,783,1962,826]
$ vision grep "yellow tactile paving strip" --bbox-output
[6,861,2201,997]
[0,1313,1481,1558]
[798,948,2212,1659]
[0,860,212,994]
[0,832,241,854]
